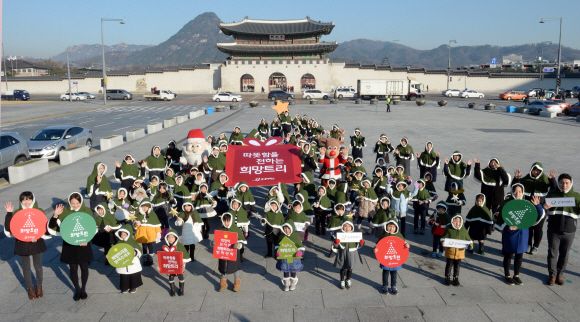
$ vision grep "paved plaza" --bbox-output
[1,98,580,321]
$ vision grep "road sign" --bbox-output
[543,68,555,72]
[73,82,78,85]
[491,58,497,65]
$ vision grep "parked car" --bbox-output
[335,87,357,98]
[499,91,526,100]
[302,90,330,100]
[212,92,242,102]
[549,99,570,110]
[525,88,543,97]
[524,100,562,115]
[105,89,133,100]
[267,90,294,101]
[28,126,93,160]
[564,89,578,98]
[78,92,97,99]
[0,132,30,172]
[441,89,461,97]
[564,102,580,115]
[60,93,86,101]
[1,89,30,101]
[460,90,484,99]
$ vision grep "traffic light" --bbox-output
[556,78,561,86]
[449,77,452,81]
[502,65,511,68]
[101,79,105,87]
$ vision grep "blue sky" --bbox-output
[3,0,579,59]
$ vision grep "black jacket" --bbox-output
[5,212,48,256]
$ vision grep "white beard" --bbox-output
[181,145,210,166]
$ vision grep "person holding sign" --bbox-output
[276,219,305,291]
[111,225,143,294]
[212,213,246,292]
[261,199,285,258]
[3,192,50,300]
[465,194,493,255]
[86,162,113,212]
[495,184,543,285]
[332,219,364,290]
[441,214,472,286]
[133,199,162,267]
[374,220,409,295]
[543,173,580,286]
[92,202,121,265]
[49,192,94,301]
[287,200,310,242]
[162,230,191,296]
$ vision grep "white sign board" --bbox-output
[546,197,576,208]
[294,222,306,232]
[336,232,363,243]
[442,238,471,249]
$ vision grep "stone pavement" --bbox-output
[1,99,580,321]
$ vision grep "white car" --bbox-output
[302,90,330,100]
[460,90,484,99]
[524,100,563,114]
[335,87,357,99]
[78,92,97,99]
[525,88,543,97]
[442,89,461,97]
[212,92,242,102]
[60,93,86,101]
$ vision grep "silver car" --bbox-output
[28,126,93,160]
[78,92,97,99]
[524,100,563,115]
[105,89,133,100]
[0,132,31,172]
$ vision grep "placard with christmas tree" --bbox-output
[501,199,538,229]
[10,208,47,241]
[375,236,409,268]
[60,212,97,245]
[277,236,301,263]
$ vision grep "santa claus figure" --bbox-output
[180,129,211,175]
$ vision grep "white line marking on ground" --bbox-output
[93,122,115,128]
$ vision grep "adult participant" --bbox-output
[474,158,511,215]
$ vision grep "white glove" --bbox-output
[234,243,243,250]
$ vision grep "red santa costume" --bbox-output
[318,151,348,180]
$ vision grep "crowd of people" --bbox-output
[4,108,579,301]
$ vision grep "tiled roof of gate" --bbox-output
[219,17,334,36]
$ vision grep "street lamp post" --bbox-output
[447,40,457,90]
[101,18,125,105]
[540,18,562,94]
[538,41,552,88]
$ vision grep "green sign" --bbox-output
[277,236,300,263]
[501,199,538,229]
[60,212,97,245]
[107,244,134,268]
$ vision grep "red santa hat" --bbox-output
[187,129,205,144]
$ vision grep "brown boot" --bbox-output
[27,286,36,300]
[556,276,565,286]
[546,277,556,286]
[219,279,228,292]
[35,285,43,298]
[232,278,241,292]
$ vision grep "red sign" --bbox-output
[157,248,184,275]
[10,208,47,242]
[375,236,409,268]
[225,137,302,187]
[213,230,238,261]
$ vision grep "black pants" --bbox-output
[202,218,211,239]
[547,230,575,278]
[169,274,185,282]
[413,207,427,229]
[445,258,461,277]
[386,104,391,112]
[503,253,523,276]
[69,262,89,292]
[315,209,328,235]
[160,218,169,230]
[283,272,297,278]
[528,217,545,248]
[340,269,352,281]
[142,242,154,256]
[184,244,195,259]
[399,216,406,237]
[120,273,143,291]
[20,253,43,288]
[382,270,397,287]
[432,235,443,253]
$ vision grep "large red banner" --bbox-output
[225,137,302,187]
[10,208,47,242]
[213,230,238,261]
[375,236,409,268]
[157,246,184,275]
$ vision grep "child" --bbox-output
[229,198,250,239]
[258,118,270,139]
[163,168,177,192]
[163,230,192,296]
[133,199,161,266]
[375,158,388,176]
[189,172,206,199]
[229,126,244,145]
[326,179,338,204]
[112,224,143,294]
[442,151,472,193]
[92,202,121,265]
[423,173,438,200]
[130,187,148,213]
[441,214,472,286]
[299,172,318,201]
[332,219,364,290]
[234,181,256,217]
[372,197,397,238]
[350,128,366,160]
[109,188,131,223]
[147,176,160,198]
[464,194,493,255]
[86,162,112,211]
[348,171,364,203]
[393,165,412,186]
[373,134,393,163]
[496,184,543,285]
[287,200,310,242]
[428,202,450,257]
[276,219,305,291]
[4,192,50,300]
[213,213,246,292]
[411,179,434,235]
[374,220,409,295]
[144,145,167,181]
[350,158,367,178]
[372,168,389,199]
[261,200,284,258]
[474,157,511,215]
[173,175,193,212]
[175,202,203,261]
[356,179,378,234]
[445,182,466,216]
[327,203,346,241]
[312,186,332,235]
[165,140,182,174]
[184,168,198,191]
[393,137,414,176]
[415,141,440,181]
[386,179,419,237]
[208,146,227,182]
[114,154,145,192]
[194,183,217,240]
[271,117,281,137]
[151,182,177,239]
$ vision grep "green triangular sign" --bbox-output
[277,236,298,263]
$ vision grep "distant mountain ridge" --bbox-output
[50,12,580,69]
